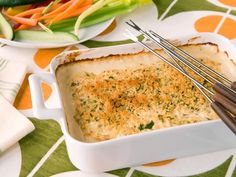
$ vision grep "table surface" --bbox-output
[0,0,236,177]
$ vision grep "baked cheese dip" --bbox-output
[56,43,236,142]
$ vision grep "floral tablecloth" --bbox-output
[0,0,236,176]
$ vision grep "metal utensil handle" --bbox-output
[213,83,236,104]
[213,92,236,115]
[211,102,236,135]
[232,81,236,91]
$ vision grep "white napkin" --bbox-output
[0,59,35,153]
[0,58,26,103]
[0,94,35,152]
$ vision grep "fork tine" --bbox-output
[126,20,142,31]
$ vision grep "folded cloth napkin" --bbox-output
[0,94,35,152]
[0,59,35,153]
[0,58,26,103]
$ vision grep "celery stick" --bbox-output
[42,0,61,15]
[50,2,138,31]
[74,0,115,36]
[42,1,54,15]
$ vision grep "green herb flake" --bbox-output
[139,120,155,131]
[139,123,145,131]
[145,120,154,129]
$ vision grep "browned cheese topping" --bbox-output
[69,58,220,141]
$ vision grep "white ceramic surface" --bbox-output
[0,18,114,49]
[29,33,236,173]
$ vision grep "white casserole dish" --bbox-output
[29,33,236,173]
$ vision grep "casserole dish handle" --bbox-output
[29,73,62,120]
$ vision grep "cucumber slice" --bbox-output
[0,13,13,40]
[14,30,79,43]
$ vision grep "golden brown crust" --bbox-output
[69,58,218,142]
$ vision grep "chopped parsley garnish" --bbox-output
[139,120,154,131]
[146,120,154,129]
[139,124,145,131]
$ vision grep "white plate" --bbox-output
[0,18,114,49]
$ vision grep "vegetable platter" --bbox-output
[0,0,151,48]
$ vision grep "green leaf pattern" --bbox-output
[19,118,63,177]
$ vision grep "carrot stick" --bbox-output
[70,4,91,17]
[48,4,91,23]
[16,7,45,17]
[15,24,30,30]
[38,0,73,21]
[49,0,86,24]
[86,0,93,5]
[6,14,38,26]
[43,0,91,22]
[15,13,41,31]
